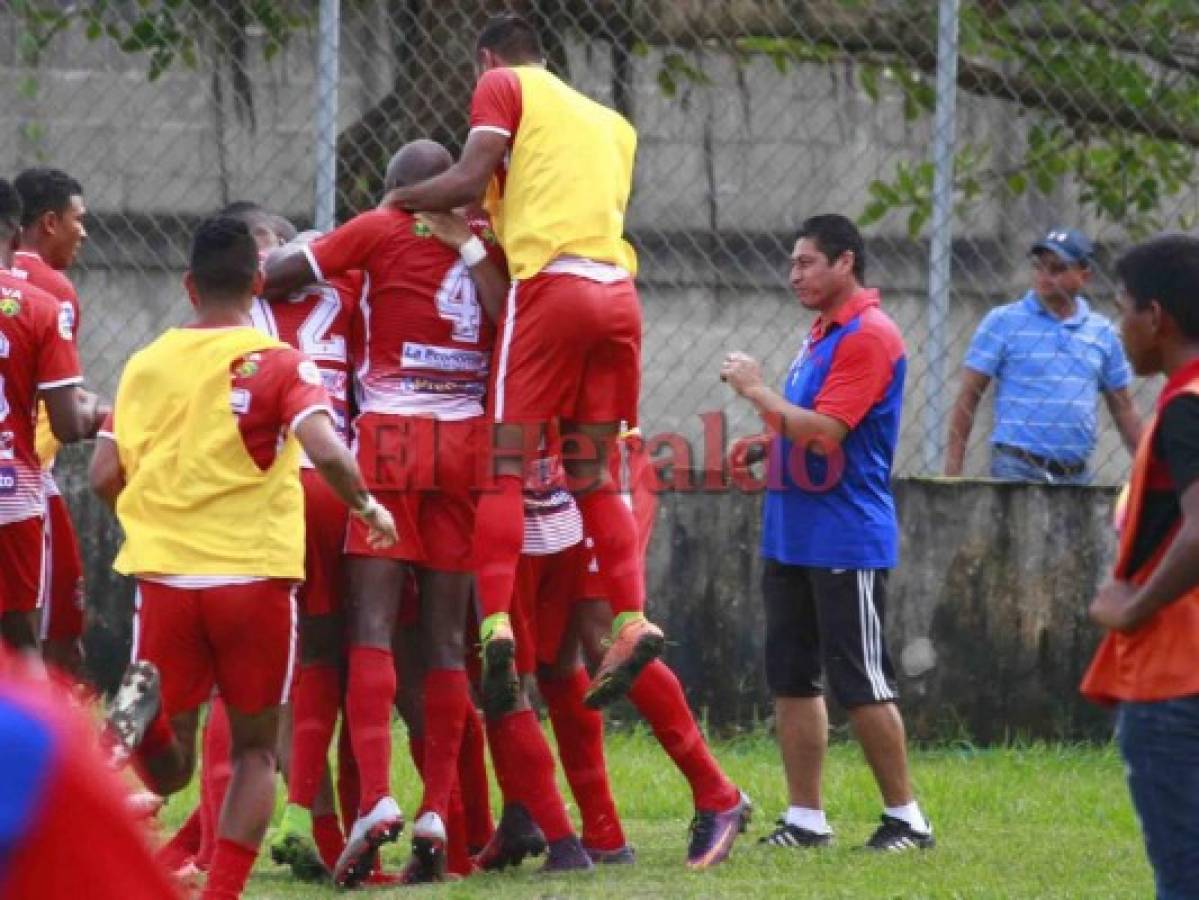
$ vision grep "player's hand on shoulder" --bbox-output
[416,211,472,250]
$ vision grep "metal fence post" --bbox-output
[922,0,960,472]
[314,0,340,232]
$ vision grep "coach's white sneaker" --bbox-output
[334,796,404,888]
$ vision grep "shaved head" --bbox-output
[384,140,453,191]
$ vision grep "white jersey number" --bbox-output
[251,289,346,362]
[435,261,482,344]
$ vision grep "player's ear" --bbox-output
[182,271,200,310]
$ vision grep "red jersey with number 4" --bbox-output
[250,272,361,448]
[307,208,502,421]
[0,270,81,525]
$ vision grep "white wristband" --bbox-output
[352,494,380,519]
[459,235,488,267]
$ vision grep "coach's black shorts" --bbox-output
[762,560,898,708]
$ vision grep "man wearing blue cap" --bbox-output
[945,228,1142,482]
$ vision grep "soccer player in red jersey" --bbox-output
[91,216,396,900]
[507,430,750,868]
[381,14,665,717]
[264,139,513,886]
[0,178,104,655]
[251,236,365,879]
[11,168,95,676]
[0,647,179,900]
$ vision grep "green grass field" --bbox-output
[160,727,1152,898]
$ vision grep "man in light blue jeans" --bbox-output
[944,228,1142,482]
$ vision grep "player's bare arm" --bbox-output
[721,351,848,448]
[41,383,103,444]
[383,130,508,213]
[294,410,398,549]
[1091,479,1199,632]
[88,435,124,512]
[1103,387,1144,454]
[261,244,317,300]
[944,368,991,476]
[417,211,508,323]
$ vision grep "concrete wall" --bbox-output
[644,475,1119,741]
[61,439,1120,742]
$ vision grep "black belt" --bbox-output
[993,444,1086,478]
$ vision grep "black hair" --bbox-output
[269,214,297,244]
[0,180,23,241]
[13,167,83,228]
[1116,233,1199,340]
[189,215,259,301]
[476,13,543,62]
[218,201,263,218]
[796,214,866,281]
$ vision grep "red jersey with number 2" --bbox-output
[250,272,361,447]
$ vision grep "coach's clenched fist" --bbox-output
[720,351,764,397]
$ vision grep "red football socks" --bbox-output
[200,837,257,899]
[345,646,397,815]
[197,699,233,869]
[473,474,525,620]
[576,489,645,615]
[287,663,341,809]
[486,709,573,843]
[538,668,626,851]
[419,669,470,819]
[458,705,494,849]
[629,661,739,811]
[312,813,345,872]
[335,720,359,835]
[156,806,203,870]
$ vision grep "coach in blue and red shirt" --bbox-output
[722,214,932,853]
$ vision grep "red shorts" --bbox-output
[299,469,348,617]
[0,516,44,614]
[511,542,592,674]
[346,414,480,571]
[491,273,641,424]
[133,578,298,716]
[40,494,85,641]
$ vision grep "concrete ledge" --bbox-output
[61,445,1119,741]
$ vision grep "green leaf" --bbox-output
[1006,172,1028,195]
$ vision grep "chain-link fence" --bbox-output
[7,1,1199,484]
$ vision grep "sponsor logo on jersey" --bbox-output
[0,297,20,317]
[235,354,261,378]
[0,466,17,495]
[412,220,432,238]
[0,432,13,460]
[397,376,486,397]
[230,387,251,415]
[297,359,322,386]
[57,303,75,340]
[400,343,489,373]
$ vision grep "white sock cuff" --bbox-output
[784,805,831,834]
[884,801,930,834]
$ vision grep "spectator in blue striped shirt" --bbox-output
[945,228,1142,483]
